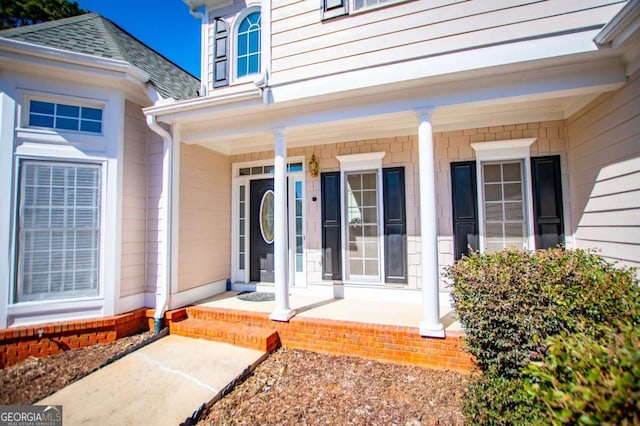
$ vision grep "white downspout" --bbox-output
[146,114,173,334]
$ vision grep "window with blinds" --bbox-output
[16,161,101,302]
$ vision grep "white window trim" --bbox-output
[15,160,103,303]
[288,177,306,287]
[350,0,409,14]
[10,157,107,305]
[6,155,109,326]
[230,5,262,85]
[336,151,385,171]
[471,138,536,253]
[337,152,386,284]
[24,96,105,136]
[17,90,109,151]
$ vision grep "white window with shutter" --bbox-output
[16,161,102,302]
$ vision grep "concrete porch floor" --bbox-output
[195,291,462,332]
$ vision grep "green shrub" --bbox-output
[462,370,538,425]
[525,323,640,425]
[448,248,640,378]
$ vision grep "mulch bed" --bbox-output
[1,334,468,424]
[0,331,153,405]
[198,347,468,425]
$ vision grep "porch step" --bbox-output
[170,318,279,353]
[162,304,475,372]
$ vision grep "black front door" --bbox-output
[250,179,275,282]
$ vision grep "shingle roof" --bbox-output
[0,13,200,100]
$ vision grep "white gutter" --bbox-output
[143,86,262,116]
[145,113,173,334]
[594,0,640,48]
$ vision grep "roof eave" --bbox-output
[183,0,231,12]
[594,0,640,48]
[143,86,262,120]
[0,37,151,83]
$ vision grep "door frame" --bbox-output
[231,157,305,285]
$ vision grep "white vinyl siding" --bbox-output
[16,161,101,302]
[270,0,623,84]
[121,101,148,297]
[568,69,640,271]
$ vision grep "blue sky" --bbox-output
[76,0,202,78]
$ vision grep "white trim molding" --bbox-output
[472,138,537,253]
[336,151,385,171]
[471,138,537,161]
[0,94,17,328]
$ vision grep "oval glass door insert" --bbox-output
[260,190,275,244]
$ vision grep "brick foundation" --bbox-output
[171,306,475,373]
[0,309,149,368]
[1,306,475,372]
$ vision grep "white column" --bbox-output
[417,110,445,338]
[270,130,295,321]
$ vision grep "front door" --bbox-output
[250,179,275,282]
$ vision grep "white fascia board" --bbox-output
[183,0,232,12]
[595,0,640,48]
[0,38,150,88]
[270,29,605,104]
[143,86,262,120]
[182,58,624,140]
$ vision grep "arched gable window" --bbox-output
[235,9,261,79]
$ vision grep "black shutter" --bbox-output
[531,155,564,249]
[321,172,342,280]
[322,0,348,20]
[451,161,479,260]
[383,167,407,283]
[213,18,229,88]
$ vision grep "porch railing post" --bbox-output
[270,129,295,321]
[417,110,445,338]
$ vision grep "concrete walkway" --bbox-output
[39,335,266,426]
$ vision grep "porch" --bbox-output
[166,291,474,373]
[197,291,461,331]
[145,50,629,343]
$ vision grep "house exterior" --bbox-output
[0,14,199,328]
[1,1,639,335]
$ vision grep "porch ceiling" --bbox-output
[168,54,626,156]
[178,92,603,155]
